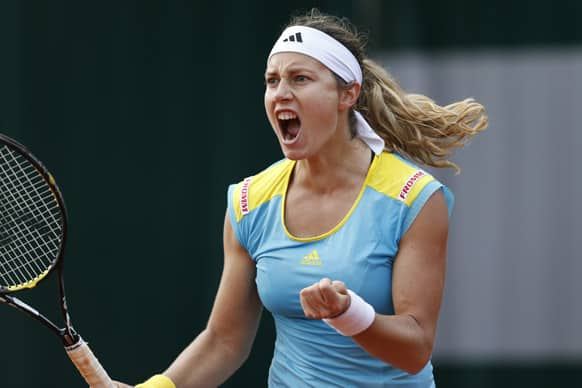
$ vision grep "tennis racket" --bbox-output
[0,133,114,388]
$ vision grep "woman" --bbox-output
[118,9,487,388]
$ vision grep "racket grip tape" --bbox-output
[65,337,114,388]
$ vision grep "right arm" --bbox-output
[131,213,262,387]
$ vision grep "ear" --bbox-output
[338,82,361,112]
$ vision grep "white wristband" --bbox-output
[323,290,375,336]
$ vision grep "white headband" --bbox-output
[269,26,385,155]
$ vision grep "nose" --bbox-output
[274,80,292,101]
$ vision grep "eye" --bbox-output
[265,77,279,87]
[295,75,309,83]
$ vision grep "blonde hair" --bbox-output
[286,9,487,173]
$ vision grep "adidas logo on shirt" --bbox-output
[283,32,303,43]
[300,250,322,266]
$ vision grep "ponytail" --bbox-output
[358,59,487,173]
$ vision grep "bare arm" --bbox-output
[351,190,448,373]
[156,214,263,387]
[300,190,449,374]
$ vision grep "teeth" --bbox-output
[277,111,297,120]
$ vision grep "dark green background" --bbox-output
[1,1,581,387]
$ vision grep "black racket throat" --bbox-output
[0,292,79,345]
[0,264,79,346]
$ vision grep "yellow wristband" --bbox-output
[135,374,176,388]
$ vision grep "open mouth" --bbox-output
[277,111,301,142]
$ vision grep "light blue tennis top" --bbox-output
[227,152,453,388]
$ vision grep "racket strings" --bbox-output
[0,145,63,288]
[0,176,59,284]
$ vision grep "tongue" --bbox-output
[286,119,300,137]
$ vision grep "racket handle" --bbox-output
[65,337,114,388]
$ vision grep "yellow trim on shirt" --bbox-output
[233,160,293,222]
[367,153,434,206]
[232,153,434,237]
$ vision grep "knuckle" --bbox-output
[332,280,345,289]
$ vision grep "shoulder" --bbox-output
[367,152,440,207]
[228,159,294,222]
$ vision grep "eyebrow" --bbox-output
[264,66,316,78]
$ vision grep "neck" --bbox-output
[293,137,372,194]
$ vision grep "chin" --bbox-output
[281,149,305,161]
[279,144,308,161]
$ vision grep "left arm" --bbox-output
[299,190,449,374]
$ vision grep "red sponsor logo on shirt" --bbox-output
[399,170,425,201]
[240,177,252,215]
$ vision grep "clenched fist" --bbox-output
[299,278,350,319]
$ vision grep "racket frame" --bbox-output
[0,133,114,387]
[0,133,76,345]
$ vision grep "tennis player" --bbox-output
[116,8,487,388]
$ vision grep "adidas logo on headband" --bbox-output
[282,32,303,43]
